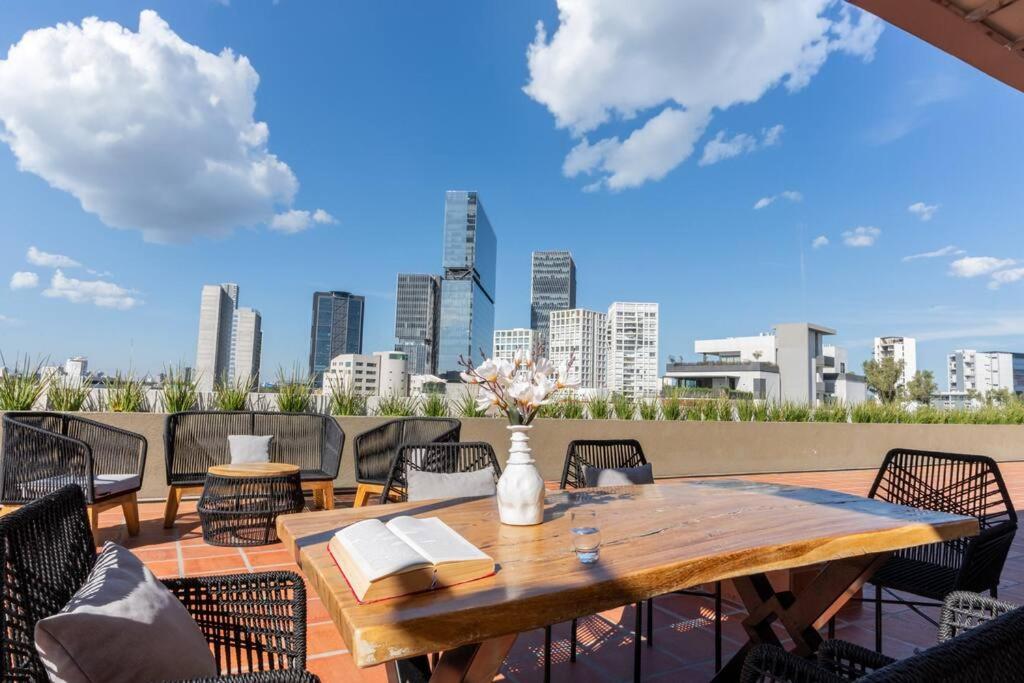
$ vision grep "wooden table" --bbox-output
[208,462,301,477]
[277,480,977,682]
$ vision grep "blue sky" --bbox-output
[1,1,1023,387]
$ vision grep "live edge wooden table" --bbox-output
[276,480,977,682]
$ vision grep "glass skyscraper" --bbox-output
[437,191,497,378]
[530,250,576,342]
[308,291,365,387]
[394,273,441,376]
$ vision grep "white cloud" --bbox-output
[949,256,1016,278]
[27,246,80,268]
[269,208,337,234]
[812,235,829,249]
[0,11,303,242]
[0,314,20,326]
[988,268,1024,290]
[841,226,880,247]
[42,270,140,309]
[901,245,963,262]
[753,189,803,209]
[908,201,938,221]
[9,271,39,290]
[524,1,882,189]
[699,124,784,167]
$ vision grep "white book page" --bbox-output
[334,519,430,582]
[386,516,489,566]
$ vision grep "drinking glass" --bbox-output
[570,509,601,564]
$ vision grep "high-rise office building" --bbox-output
[607,302,660,398]
[437,191,497,378]
[394,273,441,375]
[548,309,607,390]
[493,328,539,363]
[530,251,576,343]
[195,283,237,392]
[231,307,262,389]
[874,336,917,388]
[309,291,365,387]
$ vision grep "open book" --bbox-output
[328,516,495,603]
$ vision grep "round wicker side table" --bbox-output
[198,463,305,547]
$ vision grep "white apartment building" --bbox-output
[64,356,88,385]
[548,308,607,391]
[874,336,917,388]
[492,328,538,363]
[607,302,659,398]
[948,349,1024,396]
[323,351,410,397]
[195,284,236,392]
[410,374,447,396]
[231,308,262,389]
[374,351,409,396]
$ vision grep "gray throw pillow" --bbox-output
[228,434,272,464]
[34,542,217,683]
[407,468,497,502]
[583,463,654,487]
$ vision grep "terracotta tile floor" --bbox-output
[95,462,1024,682]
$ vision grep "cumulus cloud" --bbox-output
[0,11,306,242]
[902,245,963,262]
[812,235,829,249]
[27,246,80,268]
[269,208,337,234]
[700,124,783,166]
[908,201,938,221]
[524,0,882,189]
[949,256,1016,278]
[42,270,140,309]
[0,314,20,326]
[9,271,39,290]
[842,226,880,247]
[988,268,1024,290]
[754,190,803,210]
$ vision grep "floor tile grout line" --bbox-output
[307,648,350,659]
[175,540,185,578]
[239,547,255,572]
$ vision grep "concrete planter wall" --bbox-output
[3,413,1024,501]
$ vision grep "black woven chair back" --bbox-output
[381,442,501,503]
[353,418,461,485]
[560,439,647,489]
[165,411,344,485]
[1,485,97,681]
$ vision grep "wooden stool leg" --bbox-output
[312,487,324,510]
[122,493,140,536]
[163,486,183,528]
[322,483,335,509]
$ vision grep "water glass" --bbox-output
[570,509,601,564]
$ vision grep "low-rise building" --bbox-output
[492,328,539,363]
[874,336,917,388]
[374,351,409,397]
[948,349,1024,396]
[321,354,379,397]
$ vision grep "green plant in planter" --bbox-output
[537,401,564,419]
[661,395,682,420]
[0,354,50,410]
[48,377,94,411]
[561,394,585,419]
[812,402,848,423]
[162,365,199,413]
[325,376,365,416]
[420,392,448,417]
[611,393,635,420]
[275,366,314,413]
[105,373,148,412]
[586,395,610,419]
[213,375,250,411]
[713,398,734,421]
[454,390,489,418]
[637,398,660,420]
[736,399,755,422]
[376,392,416,417]
[682,399,702,421]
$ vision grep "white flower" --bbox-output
[460,371,480,384]
[475,360,500,383]
[534,358,554,377]
[508,381,533,404]
[494,359,515,386]
[556,362,580,389]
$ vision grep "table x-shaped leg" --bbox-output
[387,634,517,683]
[712,552,890,682]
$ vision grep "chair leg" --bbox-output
[714,581,722,672]
[121,493,140,537]
[647,597,654,647]
[992,585,999,599]
[312,487,324,510]
[87,505,101,538]
[544,625,552,683]
[353,484,372,508]
[874,583,883,654]
[634,601,642,683]
[162,486,183,529]
[570,618,578,662]
[322,483,335,509]
[827,616,835,639]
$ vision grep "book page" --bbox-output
[386,516,491,566]
[333,518,431,582]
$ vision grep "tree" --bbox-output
[906,370,937,404]
[862,356,904,403]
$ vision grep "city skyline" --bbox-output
[2,3,1024,382]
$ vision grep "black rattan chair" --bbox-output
[380,441,501,504]
[163,411,344,527]
[0,485,317,683]
[863,449,1017,652]
[1,412,147,536]
[545,439,723,683]
[739,591,1024,683]
[352,418,460,506]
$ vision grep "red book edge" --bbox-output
[327,541,496,605]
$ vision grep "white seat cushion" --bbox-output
[34,542,217,683]
[228,434,273,464]
[583,463,654,487]
[406,468,496,502]
[18,474,140,499]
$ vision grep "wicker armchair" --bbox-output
[163,411,344,527]
[0,485,317,683]
[863,449,1017,652]
[545,439,723,683]
[740,592,1024,683]
[1,412,147,536]
[352,418,460,506]
[380,442,501,504]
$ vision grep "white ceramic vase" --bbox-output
[496,424,546,526]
